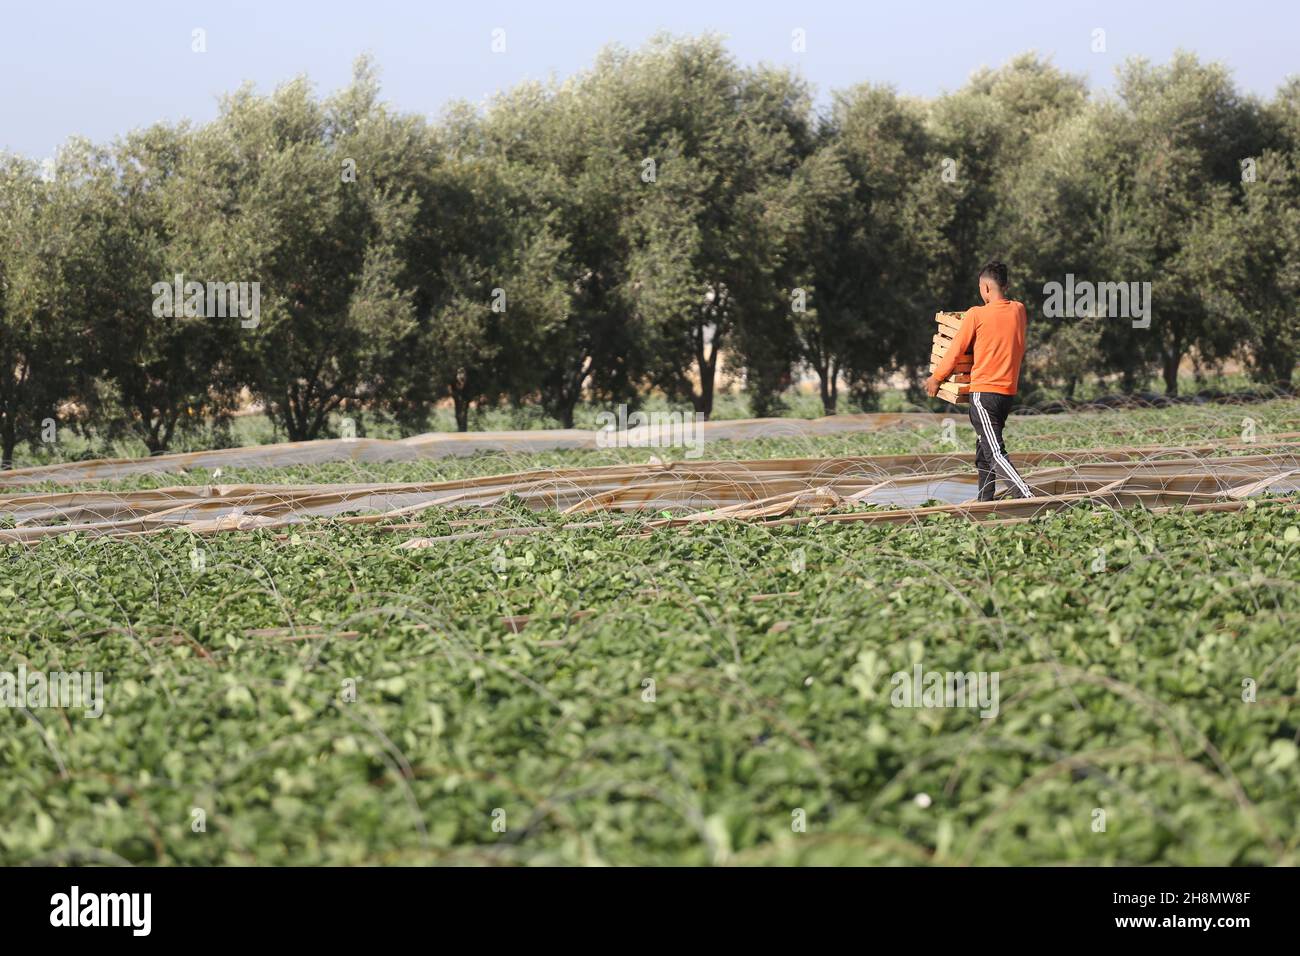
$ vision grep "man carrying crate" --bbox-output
[925,261,1034,500]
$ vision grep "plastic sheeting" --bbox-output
[1,442,1297,542]
[0,412,954,488]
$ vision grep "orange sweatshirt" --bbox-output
[933,299,1027,396]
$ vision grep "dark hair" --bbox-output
[979,260,1008,289]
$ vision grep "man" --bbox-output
[925,261,1033,500]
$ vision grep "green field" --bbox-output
[8,370,1278,471]
[2,400,1298,865]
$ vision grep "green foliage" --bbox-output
[808,84,946,410]
[0,156,93,465]
[0,40,1297,459]
[608,35,813,418]
[198,61,424,441]
[1183,150,1300,387]
[2,485,1296,864]
[70,124,246,453]
[401,134,570,432]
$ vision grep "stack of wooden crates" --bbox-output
[931,311,972,404]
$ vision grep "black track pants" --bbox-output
[966,392,1033,500]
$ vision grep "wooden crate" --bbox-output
[931,311,971,403]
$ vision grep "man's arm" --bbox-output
[925,310,977,396]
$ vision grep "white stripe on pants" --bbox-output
[971,392,1032,498]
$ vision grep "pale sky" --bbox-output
[3,0,1296,159]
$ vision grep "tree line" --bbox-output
[1,35,1297,464]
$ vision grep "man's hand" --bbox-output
[924,375,941,398]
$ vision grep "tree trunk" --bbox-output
[552,370,582,429]
[279,392,337,442]
[306,394,343,442]
[692,340,717,420]
[279,383,311,442]
[692,366,715,420]
[556,357,591,429]
[453,393,470,432]
[1,427,15,471]
[143,413,176,455]
[1162,349,1181,397]
[817,361,838,416]
[136,401,166,455]
[284,413,308,442]
[266,404,302,443]
[1263,350,1294,391]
